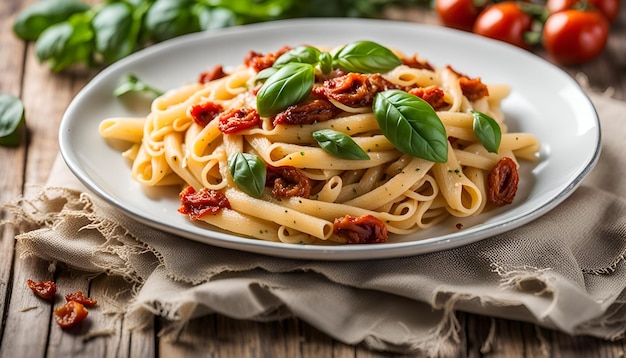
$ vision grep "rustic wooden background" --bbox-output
[1,0,625,356]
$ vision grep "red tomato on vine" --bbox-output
[472,2,533,49]
[542,9,609,64]
[436,0,487,31]
[546,0,620,22]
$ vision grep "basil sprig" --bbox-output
[0,94,26,147]
[373,90,448,163]
[332,40,402,73]
[471,110,501,153]
[273,46,321,68]
[92,2,136,64]
[255,40,401,117]
[256,62,315,117]
[12,0,90,41]
[228,152,267,198]
[113,73,164,97]
[35,12,95,72]
[312,129,370,160]
[14,0,402,73]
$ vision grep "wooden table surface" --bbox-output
[1,1,625,357]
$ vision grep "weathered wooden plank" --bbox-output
[0,0,28,344]
[299,320,337,357]
[158,315,219,357]
[46,270,95,357]
[0,253,54,357]
[43,273,153,358]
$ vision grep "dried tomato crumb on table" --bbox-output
[54,300,89,328]
[26,279,57,300]
[65,291,98,306]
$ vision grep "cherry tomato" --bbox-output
[546,0,620,22]
[589,0,620,22]
[54,300,89,328]
[543,9,609,64]
[436,0,486,31]
[473,2,533,49]
[26,279,56,300]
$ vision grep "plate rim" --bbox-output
[59,17,602,260]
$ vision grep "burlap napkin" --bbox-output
[3,92,625,356]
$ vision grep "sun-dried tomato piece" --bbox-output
[446,65,489,101]
[459,77,489,101]
[244,46,292,72]
[488,157,519,206]
[178,186,231,220]
[65,291,97,306]
[265,165,312,198]
[218,108,261,134]
[26,279,56,300]
[333,214,388,244]
[198,65,227,84]
[312,73,400,107]
[190,102,223,127]
[273,99,338,126]
[54,300,89,328]
[401,54,435,71]
[408,86,449,111]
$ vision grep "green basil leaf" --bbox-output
[35,22,73,63]
[113,73,164,97]
[471,110,501,154]
[208,0,291,19]
[0,94,26,147]
[34,13,94,72]
[144,0,200,43]
[254,67,278,84]
[256,62,314,117]
[318,51,332,74]
[373,90,448,163]
[333,40,402,74]
[228,152,267,198]
[92,2,135,64]
[195,6,238,31]
[273,46,321,68]
[12,0,91,41]
[312,129,370,160]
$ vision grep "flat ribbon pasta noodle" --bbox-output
[99,42,541,246]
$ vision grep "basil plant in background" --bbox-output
[12,0,425,72]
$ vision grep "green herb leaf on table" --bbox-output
[92,2,136,64]
[256,62,315,117]
[35,12,95,72]
[211,0,292,19]
[312,129,370,160]
[113,73,164,98]
[13,0,416,72]
[144,0,201,42]
[228,152,267,198]
[471,110,501,153]
[195,6,238,31]
[0,94,26,147]
[373,90,448,163]
[332,40,402,74]
[12,0,90,41]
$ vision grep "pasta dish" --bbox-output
[99,41,540,245]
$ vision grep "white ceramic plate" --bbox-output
[59,18,600,260]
